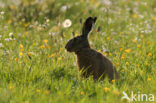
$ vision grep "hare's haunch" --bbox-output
[65,17,120,81]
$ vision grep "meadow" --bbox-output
[0,0,156,103]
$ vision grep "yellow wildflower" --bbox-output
[111,80,115,83]
[40,45,45,49]
[36,89,40,93]
[121,54,125,60]
[60,48,63,51]
[10,5,14,9]
[27,52,31,56]
[75,33,80,37]
[124,49,131,53]
[9,86,13,90]
[115,63,119,66]
[24,22,30,28]
[98,49,101,52]
[44,39,48,44]
[132,39,137,43]
[113,91,120,96]
[33,42,37,46]
[103,52,107,56]
[15,58,18,62]
[126,62,129,65]
[122,69,125,72]
[146,41,150,45]
[45,90,50,94]
[104,87,110,92]
[19,44,24,48]
[145,62,149,66]
[109,53,112,56]
[25,32,28,36]
[132,14,137,18]
[107,37,110,41]
[120,48,123,51]
[137,44,141,48]
[114,57,117,60]
[50,54,55,58]
[137,64,140,67]
[95,2,100,7]
[8,19,12,23]
[140,34,144,38]
[20,49,24,52]
[151,17,156,21]
[19,52,23,56]
[80,91,84,95]
[58,57,62,61]
[125,0,130,4]
[147,53,152,57]
[147,78,151,82]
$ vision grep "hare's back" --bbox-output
[93,50,114,71]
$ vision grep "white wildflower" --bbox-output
[101,0,112,6]
[139,14,144,19]
[62,19,72,28]
[9,38,15,40]
[102,46,107,52]
[0,11,4,15]
[134,37,138,41]
[141,31,145,33]
[5,38,10,42]
[0,43,3,47]
[49,32,57,36]
[60,5,67,12]
[9,32,13,37]
[46,19,50,23]
[4,26,8,31]
[114,40,119,44]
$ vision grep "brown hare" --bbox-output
[65,17,120,81]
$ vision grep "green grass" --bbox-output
[0,0,156,103]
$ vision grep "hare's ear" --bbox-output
[82,17,97,38]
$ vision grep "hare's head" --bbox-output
[65,17,97,52]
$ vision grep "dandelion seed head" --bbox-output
[62,19,72,28]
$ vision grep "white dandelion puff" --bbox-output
[9,32,13,37]
[62,19,72,28]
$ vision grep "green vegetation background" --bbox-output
[0,0,155,103]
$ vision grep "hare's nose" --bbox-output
[65,45,70,52]
[65,43,70,50]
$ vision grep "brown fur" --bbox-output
[75,48,120,81]
[65,17,120,81]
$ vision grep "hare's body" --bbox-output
[76,48,118,80]
[65,17,120,81]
